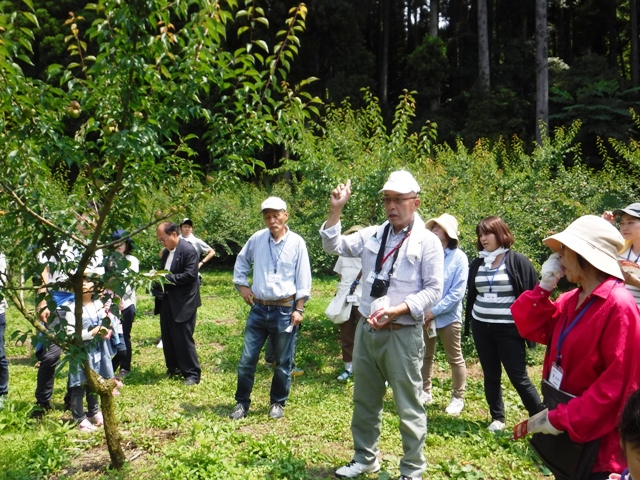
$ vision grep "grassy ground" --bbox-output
[0,269,548,479]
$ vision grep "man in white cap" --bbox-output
[229,197,311,420]
[178,218,216,270]
[320,171,444,480]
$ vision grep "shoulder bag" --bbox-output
[529,380,601,480]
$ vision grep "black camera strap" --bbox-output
[374,221,413,278]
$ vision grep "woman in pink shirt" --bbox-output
[511,215,640,480]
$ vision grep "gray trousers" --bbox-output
[351,319,426,478]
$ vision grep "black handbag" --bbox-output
[529,380,601,480]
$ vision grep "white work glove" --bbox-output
[530,411,562,435]
[539,253,564,292]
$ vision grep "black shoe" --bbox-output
[268,403,284,419]
[31,402,52,419]
[166,370,180,379]
[183,377,199,386]
[229,403,247,420]
[116,369,129,382]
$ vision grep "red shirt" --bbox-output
[511,278,640,474]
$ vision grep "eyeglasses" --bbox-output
[382,196,418,206]
[157,236,169,244]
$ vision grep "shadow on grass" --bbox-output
[122,367,168,385]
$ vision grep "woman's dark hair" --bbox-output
[112,230,134,254]
[576,253,589,272]
[475,216,515,251]
[619,388,640,447]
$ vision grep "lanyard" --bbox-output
[374,222,412,276]
[627,248,640,263]
[484,253,507,293]
[555,297,597,365]
[268,234,288,274]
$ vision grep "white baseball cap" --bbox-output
[379,170,421,194]
[260,197,287,213]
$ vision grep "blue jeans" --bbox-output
[0,313,7,396]
[234,303,297,410]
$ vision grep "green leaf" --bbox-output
[254,40,269,53]
[21,11,38,27]
[17,54,33,65]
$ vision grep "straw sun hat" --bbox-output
[543,215,625,279]
[425,214,459,248]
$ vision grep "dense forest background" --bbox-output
[19,0,640,168]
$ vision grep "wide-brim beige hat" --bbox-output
[425,213,459,248]
[543,215,625,279]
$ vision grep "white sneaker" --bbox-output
[156,340,163,349]
[445,396,464,415]
[88,411,104,426]
[419,390,433,405]
[487,420,505,432]
[335,459,381,478]
[78,418,98,432]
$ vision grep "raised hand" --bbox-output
[602,211,615,224]
[539,253,564,291]
[330,179,352,210]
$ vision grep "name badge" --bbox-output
[367,271,377,284]
[484,293,498,302]
[93,351,102,364]
[267,273,282,285]
[346,295,357,303]
[549,364,564,390]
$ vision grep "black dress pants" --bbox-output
[35,342,61,405]
[472,319,542,421]
[112,304,136,373]
[160,301,201,382]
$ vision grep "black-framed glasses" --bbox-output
[382,196,418,206]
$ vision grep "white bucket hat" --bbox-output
[379,170,421,194]
[543,215,625,279]
[425,213,459,248]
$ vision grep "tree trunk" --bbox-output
[632,0,639,88]
[607,1,620,70]
[379,0,390,111]
[477,0,490,94]
[535,0,548,144]
[86,367,125,468]
[429,0,440,111]
[429,0,438,38]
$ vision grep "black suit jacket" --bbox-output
[156,238,201,323]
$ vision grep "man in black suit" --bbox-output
[155,222,202,385]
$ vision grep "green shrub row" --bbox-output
[134,92,640,274]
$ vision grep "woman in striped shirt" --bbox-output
[464,216,542,432]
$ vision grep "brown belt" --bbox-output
[381,322,413,330]
[253,295,295,307]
